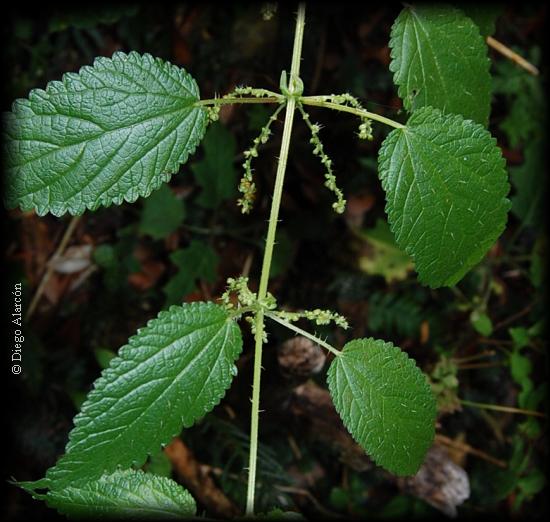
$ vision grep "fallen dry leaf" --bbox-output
[50,245,93,274]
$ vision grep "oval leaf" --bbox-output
[45,469,196,519]
[378,106,510,288]
[45,302,242,489]
[389,4,491,126]
[3,51,207,216]
[327,338,436,476]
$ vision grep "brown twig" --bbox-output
[487,36,539,76]
[26,215,81,320]
[164,437,240,518]
[460,399,546,418]
[435,434,507,469]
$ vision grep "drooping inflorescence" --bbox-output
[238,103,285,213]
[297,104,347,214]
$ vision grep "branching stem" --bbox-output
[265,312,341,357]
[245,3,306,516]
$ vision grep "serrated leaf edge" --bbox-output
[45,469,196,517]
[327,337,436,476]
[378,106,510,288]
[4,51,208,217]
[388,5,491,126]
[45,301,241,490]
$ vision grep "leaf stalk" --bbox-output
[300,96,405,129]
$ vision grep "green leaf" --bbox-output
[510,351,532,388]
[139,184,185,240]
[470,310,493,337]
[44,469,195,519]
[359,218,414,283]
[389,5,491,126]
[377,106,510,288]
[461,5,501,37]
[191,122,237,208]
[43,301,241,489]
[4,51,207,216]
[163,241,219,306]
[509,327,530,350]
[327,338,436,476]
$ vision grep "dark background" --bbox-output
[2,2,548,520]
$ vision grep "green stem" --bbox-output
[196,96,282,106]
[300,96,405,129]
[245,3,306,516]
[459,399,546,418]
[265,312,341,356]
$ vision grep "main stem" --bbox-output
[245,3,306,516]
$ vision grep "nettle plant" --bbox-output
[5,4,510,519]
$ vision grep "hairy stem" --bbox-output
[245,3,306,516]
[265,312,341,357]
[300,96,405,129]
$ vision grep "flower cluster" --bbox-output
[275,307,349,329]
[221,276,277,312]
[238,104,285,213]
[222,276,278,342]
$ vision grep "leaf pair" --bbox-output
[17,298,436,519]
[4,43,510,289]
[380,4,510,288]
